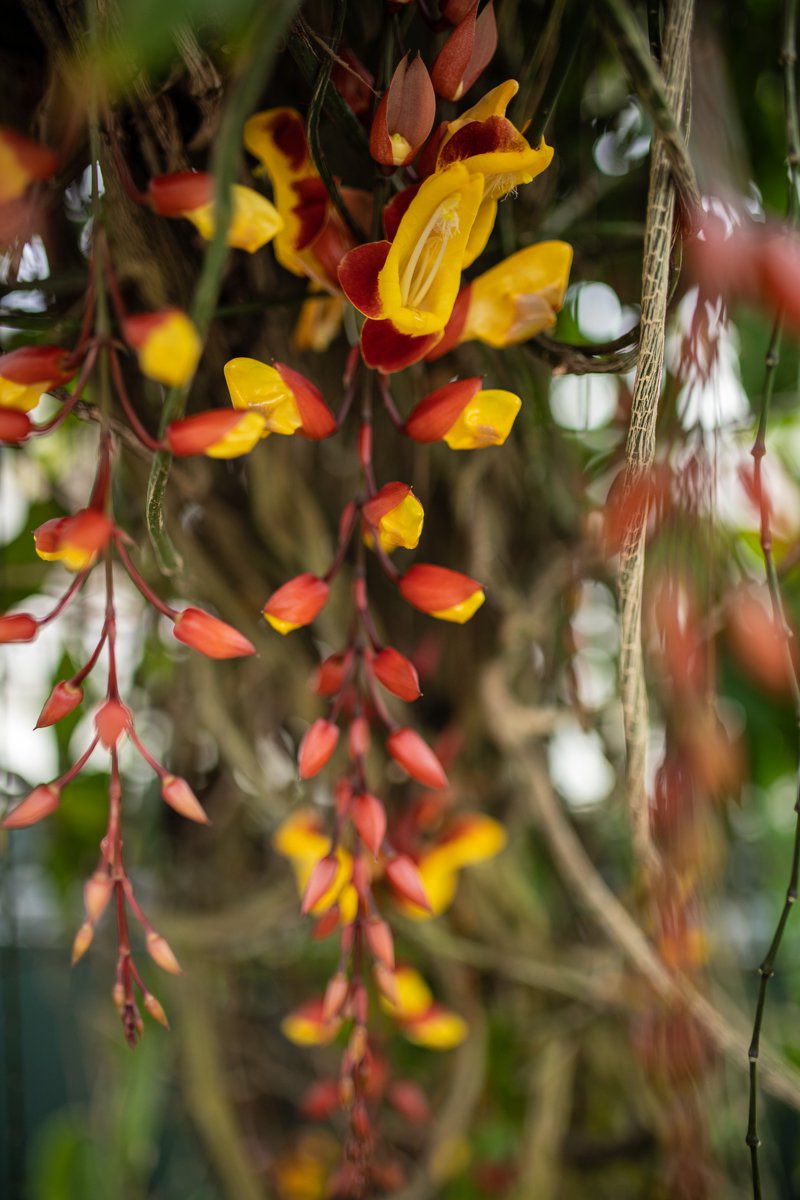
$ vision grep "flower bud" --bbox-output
[405,376,521,449]
[299,1078,341,1120]
[362,482,424,552]
[431,1,497,102]
[83,870,114,922]
[312,652,348,695]
[146,930,182,975]
[385,854,431,911]
[0,126,59,203]
[33,509,114,573]
[298,718,340,779]
[370,54,436,168]
[71,921,94,965]
[301,854,340,914]
[263,573,330,635]
[161,774,210,824]
[398,563,485,623]
[3,783,60,828]
[143,992,170,1028]
[0,345,75,412]
[94,699,132,748]
[166,409,267,458]
[351,792,386,857]
[365,915,395,968]
[372,646,421,701]
[36,680,83,728]
[123,309,202,388]
[351,1101,371,1140]
[172,607,255,659]
[373,962,399,1006]
[323,971,349,1021]
[387,727,448,789]
[0,409,32,443]
[388,1079,432,1124]
[0,612,38,643]
[348,716,371,759]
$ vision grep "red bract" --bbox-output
[0,612,37,643]
[387,727,448,790]
[405,377,482,442]
[364,915,394,968]
[398,563,485,622]
[166,410,257,456]
[372,646,421,701]
[263,573,330,634]
[3,784,60,829]
[161,775,210,824]
[312,652,348,695]
[0,409,32,443]
[95,699,132,748]
[385,855,431,911]
[431,1,497,101]
[36,681,83,728]
[301,855,339,914]
[173,607,256,659]
[370,54,436,168]
[298,718,340,779]
[352,792,387,856]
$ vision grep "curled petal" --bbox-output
[166,409,267,458]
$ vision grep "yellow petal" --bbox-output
[205,411,267,458]
[294,294,345,352]
[0,378,51,412]
[444,80,520,138]
[273,809,330,861]
[403,1006,468,1049]
[281,1009,341,1047]
[430,589,485,623]
[138,312,201,387]
[464,241,573,348]
[224,357,303,434]
[379,965,433,1020]
[378,493,424,552]
[378,164,483,337]
[186,185,283,253]
[443,388,521,450]
[461,196,498,268]
[265,613,302,635]
[431,815,508,869]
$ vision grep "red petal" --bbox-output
[431,3,477,100]
[0,612,38,643]
[362,481,412,526]
[361,319,442,373]
[173,607,255,658]
[0,410,32,444]
[405,377,482,442]
[338,241,392,318]
[274,362,335,439]
[166,410,248,456]
[385,854,431,910]
[387,727,448,790]
[298,718,340,779]
[148,171,214,216]
[0,345,74,386]
[398,563,482,613]
[369,90,393,165]
[372,647,421,701]
[263,573,330,628]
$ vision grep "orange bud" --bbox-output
[312,652,348,695]
[161,774,210,824]
[3,783,60,828]
[370,54,436,168]
[0,126,59,202]
[431,1,497,101]
[387,727,448,789]
[323,971,349,1021]
[386,854,431,911]
[298,718,340,779]
[146,930,182,975]
[388,1079,431,1124]
[173,607,255,659]
[36,680,83,728]
[71,921,94,965]
[0,612,38,643]
[299,1078,341,1120]
[94,699,131,748]
[348,716,371,758]
[398,563,485,623]
[301,854,340,914]
[143,992,170,1028]
[351,792,386,857]
[313,907,341,940]
[83,870,113,923]
[263,573,330,635]
[373,646,421,701]
[365,915,395,968]
[0,409,32,443]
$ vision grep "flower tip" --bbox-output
[146,931,182,975]
[173,607,256,659]
[3,783,60,829]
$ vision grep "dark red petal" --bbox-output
[274,362,336,439]
[430,4,477,101]
[338,241,392,317]
[292,177,330,249]
[361,319,442,373]
[369,90,394,166]
[438,114,523,168]
[405,377,482,442]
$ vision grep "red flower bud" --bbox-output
[0,409,32,443]
[387,727,448,790]
[173,607,255,659]
[370,53,436,168]
[372,646,421,701]
[0,612,38,643]
[263,573,330,635]
[298,718,340,779]
[388,1080,431,1125]
[348,716,371,758]
[83,870,113,922]
[299,1078,341,1120]
[148,171,214,216]
[301,854,340,914]
[323,971,349,1021]
[398,563,485,623]
[364,915,395,968]
[385,854,431,911]
[161,775,210,824]
[3,783,60,829]
[431,1,497,101]
[95,699,132,748]
[36,680,83,728]
[0,345,75,412]
[312,652,348,695]
[146,930,182,975]
[352,791,386,857]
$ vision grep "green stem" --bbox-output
[145,0,300,573]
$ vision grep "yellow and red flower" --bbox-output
[273,807,358,925]
[0,345,75,411]
[398,813,507,919]
[405,376,521,449]
[0,126,59,204]
[224,358,336,439]
[123,309,201,388]
[362,482,424,552]
[398,563,485,623]
[148,171,282,254]
[166,410,267,459]
[338,162,483,371]
[380,965,468,1048]
[263,573,331,635]
[34,509,114,572]
[429,240,573,357]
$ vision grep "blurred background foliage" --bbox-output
[3,0,800,1197]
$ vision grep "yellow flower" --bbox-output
[464,242,573,346]
[244,108,321,277]
[123,309,201,388]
